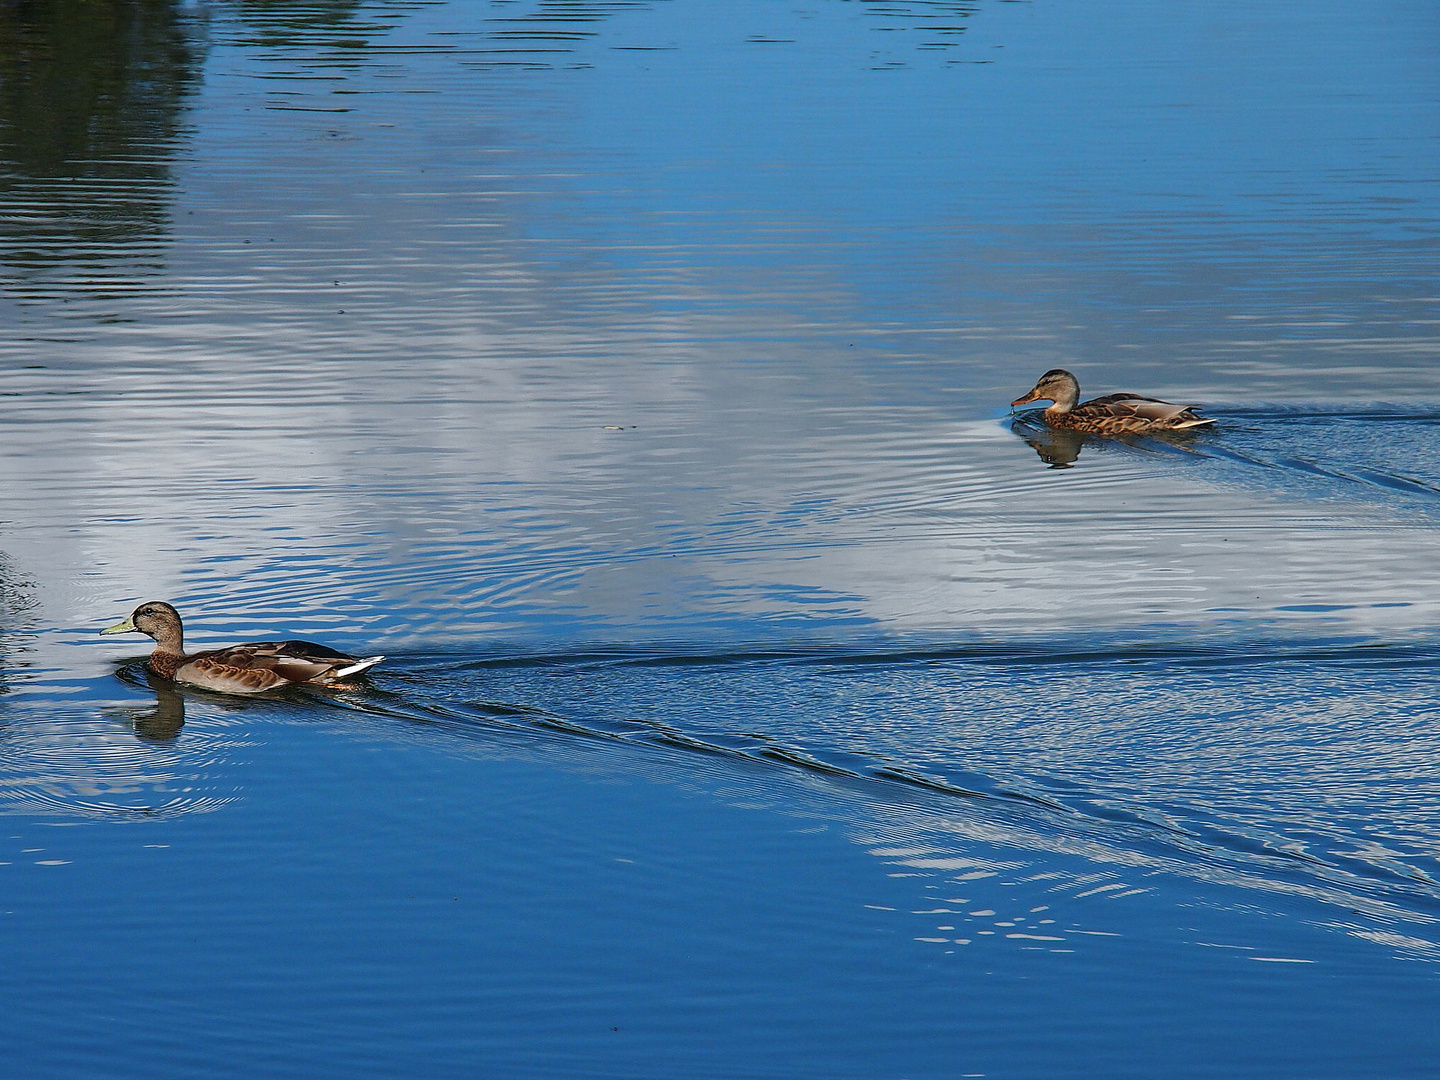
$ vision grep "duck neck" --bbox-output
[148,649,185,679]
[148,622,186,661]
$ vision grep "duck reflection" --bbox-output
[126,675,188,742]
[1011,415,1209,469]
[1012,420,1090,469]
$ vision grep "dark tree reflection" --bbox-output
[0,0,203,297]
[0,552,38,694]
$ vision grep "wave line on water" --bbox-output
[251,639,1440,946]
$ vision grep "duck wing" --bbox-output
[1075,393,1215,429]
[176,641,384,693]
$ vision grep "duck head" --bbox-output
[102,601,185,652]
[1011,369,1081,413]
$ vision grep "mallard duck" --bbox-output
[100,601,384,694]
[1011,369,1215,434]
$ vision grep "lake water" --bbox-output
[2,0,1439,1075]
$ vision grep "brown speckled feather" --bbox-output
[176,641,368,693]
[1055,393,1215,434]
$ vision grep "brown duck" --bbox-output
[1011,369,1215,434]
[101,601,384,694]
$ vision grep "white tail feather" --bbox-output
[333,656,385,678]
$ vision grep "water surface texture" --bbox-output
[2,0,1439,1076]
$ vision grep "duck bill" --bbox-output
[1011,390,1044,407]
[100,618,136,636]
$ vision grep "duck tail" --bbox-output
[333,655,385,678]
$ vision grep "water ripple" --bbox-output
[147,634,1432,961]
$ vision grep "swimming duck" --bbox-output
[1011,369,1215,434]
[101,601,384,694]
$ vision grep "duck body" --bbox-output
[1011,368,1215,434]
[101,601,383,694]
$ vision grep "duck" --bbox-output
[1011,368,1215,434]
[100,601,384,694]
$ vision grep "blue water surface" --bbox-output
[1,0,1439,1076]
